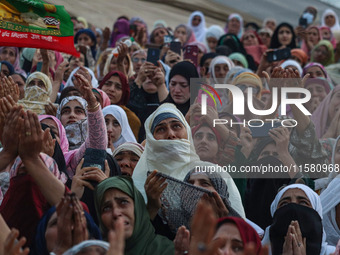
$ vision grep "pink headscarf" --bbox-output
[54,51,64,70]
[311,85,340,138]
[38,115,69,154]
[92,88,111,108]
[319,26,337,49]
[0,47,26,77]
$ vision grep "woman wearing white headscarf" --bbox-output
[322,9,340,33]
[18,71,53,115]
[321,176,340,246]
[102,105,137,153]
[187,11,207,43]
[132,103,245,217]
[262,183,335,255]
[280,59,303,76]
[64,66,98,88]
[224,13,244,39]
[208,55,235,84]
[205,25,225,52]
[63,240,109,255]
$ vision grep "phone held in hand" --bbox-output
[267,48,291,62]
[170,41,182,55]
[183,45,198,67]
[249,122,282,138]
[82,148,107,171]
[147,47,160,66]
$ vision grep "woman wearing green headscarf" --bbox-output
[94,176,174,255]
[310,40,335,67]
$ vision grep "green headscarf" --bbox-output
[229,52,249,68]
[311,40,335,67]
[94,176,174,255]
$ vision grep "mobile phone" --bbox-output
[267,48,291,62]
[36,61,43,72]
[298,17,308,28]
[147,47,160,66]
[82,148,107,171]
[129,24,137,35]
[249,122,282,138]
[183,45,198,67]
[170,41,182,55]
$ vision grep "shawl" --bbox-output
[187,11,207,43]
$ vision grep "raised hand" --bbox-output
[3,228,30,255]
[0,76,20,102]
[73,72,98,110]
[174,226,190,255]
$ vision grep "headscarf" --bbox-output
[320,26,338,49]
[262,184,335,255]
[110,19,130,47]
[103,52,135,79]
[320,176,340,246]
[217,217,262,254]
[57,96,87,120]
[291,49,308,67]
[311,83,340,138]
[94,176,175,255]
[64,66,98,88]
[63,240,109,255]
[132,103,245,217]
[310,40,335,67]
[18,71,52,115]
[301,26,322,56]
[0,60,14,75]
[102,105,136,148]
[232,72,263,99]
[188,41,207,55]
[187,11,207,43]
[34,206,102,255]
[303,62,332,83]
[269,22,296,49]
[38,115,69,154]
[0,47,26,76]
[322,9,340,33]
[208,56,235,84]
[205,25,225,52]
[229,52,249,68]
[99,71,130,105]
[92,88,111,108]
[280,59,303,76]
[304,77,333,94]
[74,29,97,58]
[112,142,144,158]
[174,24,196,47]
[224,13,244,39]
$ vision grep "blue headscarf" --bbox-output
[1,60,14,75]
[74,29,97,58]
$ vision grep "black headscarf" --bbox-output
[162,61,199,116]
[269,22,297,49]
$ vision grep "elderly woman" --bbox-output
[224,13,244,39]
[18,71,52,115]
[112,142,144,176]
[205,25,224,53]
[311,40,335,67]
[173,24,196,47]
[187,11,207,43]
[262,184,335,255]
[94,176,174,254]
[209,55,235,84]
[301,26,322,56]
[321,9,340,33]
[132,103,244,216]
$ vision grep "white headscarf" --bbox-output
[205,25,225,52]
[280,59,303,76]
[56,96,87,120]
[132,103,245,217]
[102,105,136,148]
[187,11,207,43]
[63,240,109,255]
[64,67,98,88]
[112,142,144,158]
[208,56,235,84]
[262,184,335,255]
[322,9,340,33]
[321,176,340,246]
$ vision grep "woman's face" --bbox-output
[321,28,331,40]
[187,172,216,193]
[228,18,241,35]
[213,222,244,255]
[193,126,219,162]
[27,78,46,90]
[153,28,168,45]
[192,15,202,27]
[105,114,122,143]
[207,37,218,52]
[312,45,329,64]
[132,53,146,75]
[277,188,312,209]
[174,27,187,45]
[278,26,293,46]
[109,57,129,76]
[101,75,123,104]
[333,139,340,165]
[328,90,340,120]
[10,74,25,99]
[325,14,336,27]
[69,53,85,70]
[114,151,140,176]
[259,32,271,47]
[60,100,86,126]
[153,117,188,140]
[214,63,229,82]
[305,83,327,103]
[45,212,58,252]
[242,32,258,46]
[306,66,325,78]
[0,47,16,65]
[101,188,135,239]
[169,75,190,105]
[142,77,158,94]
[40,118,61,145]
[265,20,276,31]
[307,27,320,45]
[0,64,10,77]
[77,33,94,47]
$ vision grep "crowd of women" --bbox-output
[1,4,340,255]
